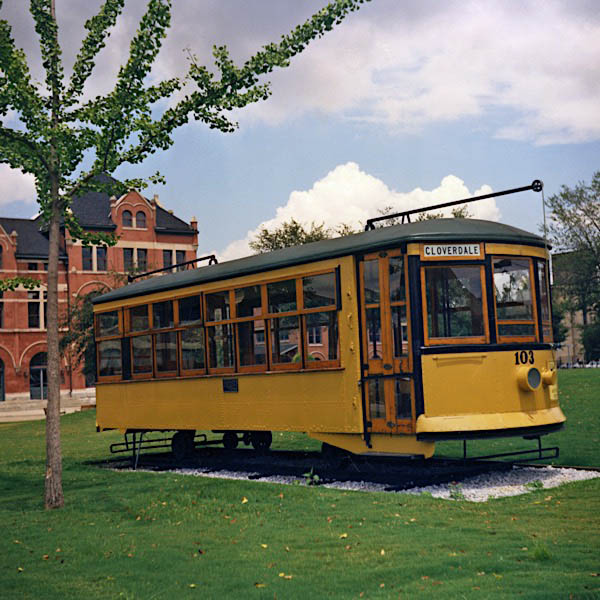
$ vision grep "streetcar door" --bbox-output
[360,250,414,434]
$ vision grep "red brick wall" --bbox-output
[0,196,198,400]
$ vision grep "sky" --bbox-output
[1,0,599,261]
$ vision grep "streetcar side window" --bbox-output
[95,310,122,380]
[492,257,537,341]
[424,265,487,343]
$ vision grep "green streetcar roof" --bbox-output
[93,218,547,305]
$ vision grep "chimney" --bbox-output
[190,216,198,231]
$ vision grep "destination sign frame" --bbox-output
[421,243,483,260]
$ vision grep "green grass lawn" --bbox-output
[0,371,599,599]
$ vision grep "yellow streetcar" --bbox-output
[92,181,565,461]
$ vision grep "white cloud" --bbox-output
[0,166,36,206]
[235,1,600,144]
[1,1,598,144]
[216,162,500,261]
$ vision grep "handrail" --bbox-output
[364,179,544,231]
[127,254,218,282]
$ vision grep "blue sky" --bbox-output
[1,0,599,260]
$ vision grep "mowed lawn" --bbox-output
[0,371,599,599]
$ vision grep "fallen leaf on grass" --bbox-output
[43,555,49,560]
[339,533,348,539]
[261,544,268,549]
[380,549,385,556]
[278,573,293,580]
[241,497,248,504]
[421,576,429,580]
[189,584,196,588]
[493,573,503,579]
[17,567,24,573]
[254,583,266,588]
[591,573,599,577]
[379,583,385,588]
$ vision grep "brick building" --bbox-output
[0,175,198,401]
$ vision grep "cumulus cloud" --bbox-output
[217,162,500,261]
[0,166,36,206]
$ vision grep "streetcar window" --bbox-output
[97,340,121,377]
[131,335,153,374]
[537,261,552,341]
[129,304,149,332]
[180,328,205,371]
[271,316,300,364]
[235,285,262,318]
[493,258,536,338]
[425,266,485,340]
[207,324,235,369]
[389,256,405,302]
[153,300,174,329]
[178,295,201,326]
[303,272,336,308]
[155,331,177,372]
[267,279,296,313]
[391,305,408,356]
[368,378,385,419]
[394,377,412,419]
[206,290,231,322]
[237,320,267,366]
[96,311,119,338]
[366,307,381,358]
[363,259,380,304]
[304,311,338,361]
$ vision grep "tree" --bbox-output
[249,218,358,253]
[546,171,600,324]
[0,0,369,508]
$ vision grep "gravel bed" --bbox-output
[133,464,600,502]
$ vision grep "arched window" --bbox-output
[122,210,133,227]
[0,244,3,269]
[136,211,146,228]
[30,352,48,400]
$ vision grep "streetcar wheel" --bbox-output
[250,431,272,452]
[171,430,195,461]
[222,431,239,450]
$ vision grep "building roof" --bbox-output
[93,218,548,305]
[0,217,67,260]
[69,173,195,234]
[1,174,195,260]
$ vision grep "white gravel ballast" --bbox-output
[140,464,600,502]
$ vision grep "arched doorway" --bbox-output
[30,352,48,400]
[0,358,4,402]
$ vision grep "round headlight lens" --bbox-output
[527,367,541,389]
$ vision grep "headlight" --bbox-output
[517,366,542,392]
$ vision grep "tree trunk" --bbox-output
[44,178,64,509]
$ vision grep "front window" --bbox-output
[424,265,486,342]
[493,257,536,339]
[136,211,146,228]
[538,260,552,341]
[122,210,133,227]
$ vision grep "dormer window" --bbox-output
[136,211,146,229]
[123,210,133,227]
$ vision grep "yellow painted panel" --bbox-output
[97,369,362,433]
[310,432,435,458]
[416,406,565,434]
[421,349,563,420]
[485,243,548,259]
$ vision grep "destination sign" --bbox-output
[423,243,481,259]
